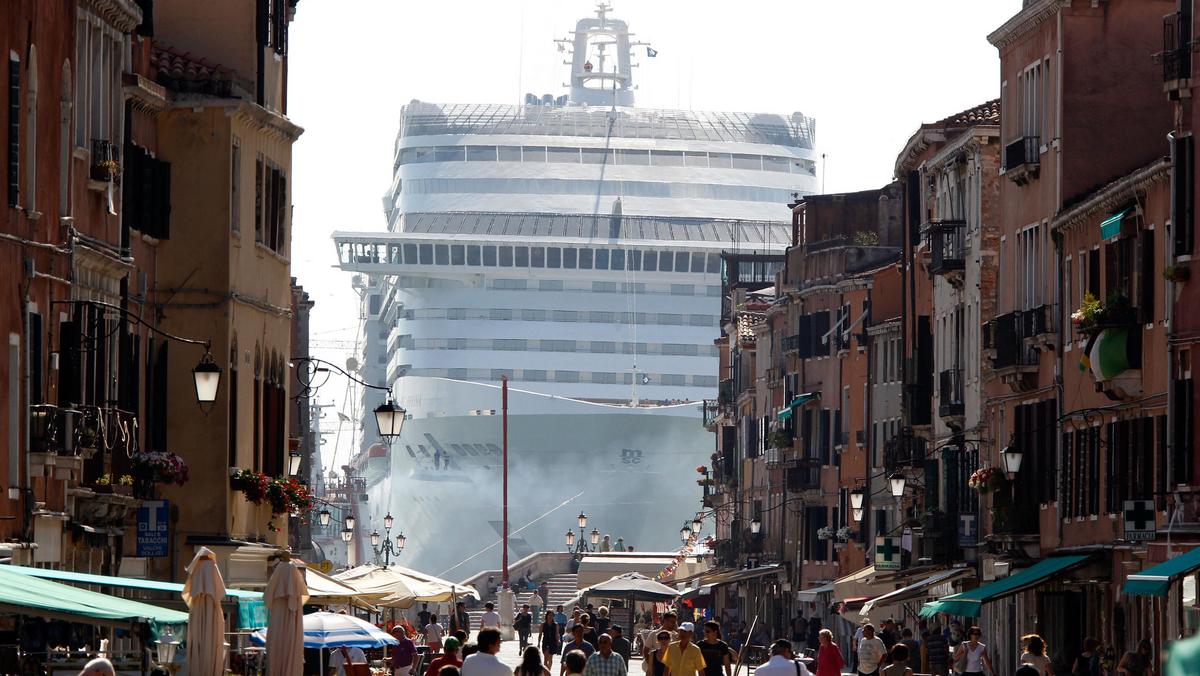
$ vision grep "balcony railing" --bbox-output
[928,220,967,276]
[991,312,1039,370]
[938,369,964,419]
[702,399,720,428]
[718,378,735,408]
[1003,136,1040,172]
[782,334,802,353]
[785,465,820,491]
[1160,10,1193,84]
[884,431,927,470]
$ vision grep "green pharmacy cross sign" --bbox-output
[1123,500,1156,541]
[875,536,901,571]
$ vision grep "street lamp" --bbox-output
[374,399,406,441]
[288,451,303,477]
[680,525,692,543]
[850,487,865,511]
[192,352,222,405]
[750,517,762,535]
[340,529,352,542]
[590,528,600,546]
[318,509,331,527]
[578,512,588,529]
[889,472,907,500]
[691,515,703,535]
[345,515,355,531]
[852,508,864,523]
[1002,444,1024,480]
[371,515,405,565]
[565,530,576,549]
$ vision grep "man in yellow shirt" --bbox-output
[663,623,706,676]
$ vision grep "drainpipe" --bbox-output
[1054,5,1067,545]
[1167,130,1178,519]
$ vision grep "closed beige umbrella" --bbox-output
[266,559,310,676]
[182,547,227,676]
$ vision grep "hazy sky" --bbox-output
[286,0,1020,471]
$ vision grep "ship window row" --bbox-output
[401,177,798,204]
[403,307,718,327]
[490,279,721,297]
[402,338,718,357]
[338,242,724,274]
[397,144,817,175]
[409,367,719,388]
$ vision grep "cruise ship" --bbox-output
[332,4,817,577]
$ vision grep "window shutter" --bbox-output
[157,157,171,238]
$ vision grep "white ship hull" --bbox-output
[361,377,711,578]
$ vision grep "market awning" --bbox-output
[0,564,187,628]
[682,564,783,599]
[1124,546,1200,597]
[3,564,262,599]
[777,393,819,419]
[796,582,834,602]
[861,567,972,616]
[920,555,1090,618]
[833,565,889,602]
[1100,208,1130,240]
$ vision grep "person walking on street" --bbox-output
[391,624,418,676]
[813,629,844,676]
[662,622,707,676]
[583,634,628,676]
[852,619,867,673]
[881,644,912,676]
[516,647,552,676]
[426,614,446,652]
[1117,639,1153,676]
[856,624,887,676]
[581,615,599,647]
[563,651,589,676]
[922,623,949,676]
[516,604,534,651]
[751,639,812,676]
[1019,634,1052,676]
[480,603,502,633]
[951,627,993,676]
[426,639,464,676]
[463,629,510,676]
[419,604,432,631]
[647,631,672,676]
[451,602,472,642]
[566,608,583,636]
[698,621,737,676]
[561,625,597,676]
[596,607,612,636]
[610,626,632,666]
[541,611,563,670]
[1072,638,1101,676]
[641,612,679,663]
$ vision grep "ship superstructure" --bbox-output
[332,5,816,576]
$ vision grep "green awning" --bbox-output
[1088,328,1136,381]
[777,408,792,420]
[0,565,187,627]
[3,564,262,599]
[1100,209,1130,240]
[920,555,1089,618]
[1123,547,1200,597]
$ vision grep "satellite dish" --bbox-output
[346,357,359,372]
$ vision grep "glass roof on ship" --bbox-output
[398,211,793,246]
[399,102,816,149]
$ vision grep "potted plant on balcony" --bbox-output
[816,526,834,540]
[93,474,135,497]
[835,526,854,542]
[768,428,791,450]
[1164,264,1191,283]
[1073,292,1136,337]
[131,451,190,499]
[968,467,1005,494]
[231,468,270,505]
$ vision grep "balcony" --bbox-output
[785,464,820,492]
[988,311,1040,392]
[1021,304,1057,349]
[702,399,720,429]
[718,378,735,408]
[938,369,964,424]
[1156,10,1193,98]
[1002,136,1040,185]
[927,219,966,281]
[782,334,802,354]
[884,430,927,471]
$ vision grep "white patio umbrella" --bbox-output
[265,559,309,676]
[250,610,399,676]
[182,547,226,676]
